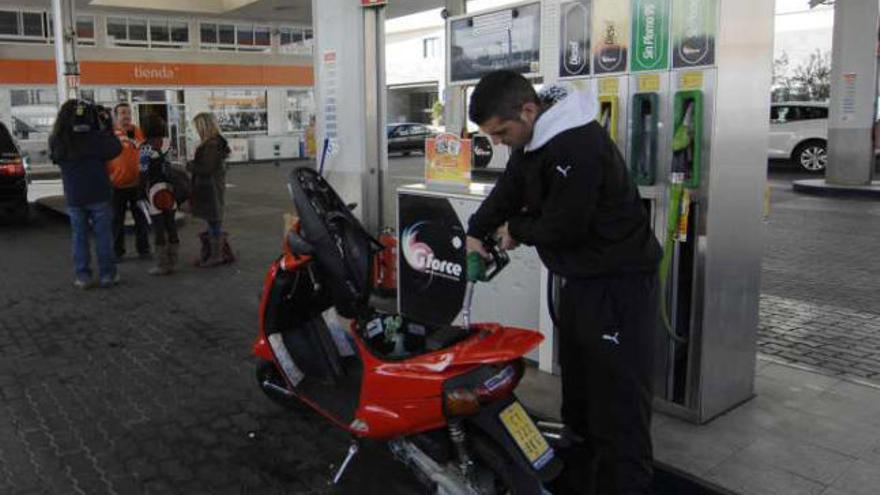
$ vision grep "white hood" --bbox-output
[524,89,598,152]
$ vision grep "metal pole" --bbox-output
[51,0,67,102]
[443,0,467,136]
[362,6,385,234]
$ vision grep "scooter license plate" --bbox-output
[498,401,554,470]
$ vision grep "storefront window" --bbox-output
[0,11,17,36]
[107,17,127,41]
[236,25,253,46]
[128,18,147,43]
[218,24,235,46]
[286,89,315,132]
[279,26,313,55]
[130,90,167,102]
[201,22,269,52]
[170,21,188,43]
[22,12,42,37]
[107,16,188,49]
[0,10,93,45]
[76,16,95,44]
[208,90,268,135]
[150,22,170,43]
[199,23,216,44]
[0,10,48,43]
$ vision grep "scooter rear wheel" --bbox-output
[469,432,534,495]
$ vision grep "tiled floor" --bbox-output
[519,356,880,495]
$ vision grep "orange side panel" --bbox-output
[0,60,313,87]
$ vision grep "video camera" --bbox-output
[72,100,113,134]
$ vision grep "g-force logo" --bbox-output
[401,222,463,281]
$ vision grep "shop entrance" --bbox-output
[136,103,187,165]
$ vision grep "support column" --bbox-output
[443,0,467,136]
[826,0,879,185]
[363,6,387,234]
[312,0,386,233]
[51,0,68,102]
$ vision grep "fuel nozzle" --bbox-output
[466,236,510,283]
[671,99,695,180]
[462,235,510,328]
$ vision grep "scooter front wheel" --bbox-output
[255,360,303,410]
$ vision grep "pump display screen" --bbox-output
[449,3,541,84]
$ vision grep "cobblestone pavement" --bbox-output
[759,167,880,383]
[0,161,423,494]
[3,160,880,493]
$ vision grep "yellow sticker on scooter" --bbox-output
[499,401,553,469]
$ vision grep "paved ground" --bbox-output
[2,157,879,494]
[758,164,880,383]
[1,160,424,494]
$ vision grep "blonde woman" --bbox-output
[187,113,231,267]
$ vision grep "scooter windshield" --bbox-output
[287,167,381,318]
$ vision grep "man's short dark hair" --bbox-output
[468,70,539,125]
[142,114,166,139]
[114,102,130,115]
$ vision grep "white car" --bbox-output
[768,102,828,172]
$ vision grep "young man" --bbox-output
[466,71,662,494]
[107,102,150,260]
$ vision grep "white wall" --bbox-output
[385,26,444,89]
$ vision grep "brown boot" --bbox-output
[198,238,224,268]
[149,245,172,276]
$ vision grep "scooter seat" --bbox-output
[424,323,472,352]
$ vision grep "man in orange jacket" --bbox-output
[108,103,150,260]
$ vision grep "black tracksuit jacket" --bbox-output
[467,120,661,279]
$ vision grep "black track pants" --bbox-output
[557,272,657,495]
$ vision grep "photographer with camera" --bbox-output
[50,100,123,289]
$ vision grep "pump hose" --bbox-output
[543,185,687,344]
[659,182,688,344]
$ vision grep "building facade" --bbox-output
[0,3,315,164]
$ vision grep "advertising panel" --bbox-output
[559,0,592,78]
[671,0,717,68]
[425,134,472,187]
[449,2,541,84]
[592,0,630,74]
[398,195,467,325]
[631,0,669,72]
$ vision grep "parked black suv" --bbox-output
[0,122,29,222]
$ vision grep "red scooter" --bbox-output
[252,167,561,494]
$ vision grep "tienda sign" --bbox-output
[133,65,177,81]
[361,0,388,6]
[0,60,313,86]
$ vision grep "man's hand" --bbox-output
[466,236,491,260]
[496,222,519,251]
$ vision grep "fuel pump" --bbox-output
[597,95,620,143]
[672,91,703,188]
[629,93,659,185]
